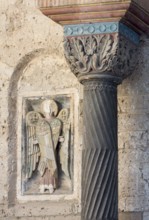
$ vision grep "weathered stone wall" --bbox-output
[0,1,149,220]
[118,38,149,220]
[0,1,82,219]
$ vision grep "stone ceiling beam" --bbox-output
[38,1,149,35]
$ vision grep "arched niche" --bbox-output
[8,49,82,217]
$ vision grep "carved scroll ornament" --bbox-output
[64,34,138,81]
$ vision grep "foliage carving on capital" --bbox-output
[64,34,138,80]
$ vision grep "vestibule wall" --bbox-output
[0,1,149,220]
[118,39,149,220]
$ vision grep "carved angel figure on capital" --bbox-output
[25,99,70,194]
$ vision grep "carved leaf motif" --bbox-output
[85,36,97,56]
[73,38,90,73]
[71,38,83,61]
[64,37,91,74]
[101,35,111,59]
[64,40,79,74]
[64,34,138,79]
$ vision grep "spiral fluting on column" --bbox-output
[82,79,118,220]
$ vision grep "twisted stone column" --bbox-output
[82,77,119,220]
[64,22,139,220]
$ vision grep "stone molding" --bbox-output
[64,33,138,82]
[37,0,130,8]
[39,2,129,26]
[83,79,118,91]
[64,22,140,45]
[64,22,119,36]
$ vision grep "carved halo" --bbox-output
[41,99,58,116]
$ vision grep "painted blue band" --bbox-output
[64,22,140,44]
[119,23,140,45]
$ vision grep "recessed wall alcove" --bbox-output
[8,48,82,217]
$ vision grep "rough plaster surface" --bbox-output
[0,0,149,219]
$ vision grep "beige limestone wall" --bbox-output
[0,0,149,220]
[118,38,149,219]
[0,1,82,219]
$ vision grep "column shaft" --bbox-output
[82,79,118,220]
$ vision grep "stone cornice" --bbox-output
[122,2,149,35]
[38,1,149,35]
[39,2,130,25]
[37,0,131,8]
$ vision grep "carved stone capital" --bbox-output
[64,32,138,83]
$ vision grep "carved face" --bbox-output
[26,111,41,126]
[44,104,52,115]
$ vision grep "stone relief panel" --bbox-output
[21,95,73,195]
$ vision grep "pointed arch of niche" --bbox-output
[8,49,81,217]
